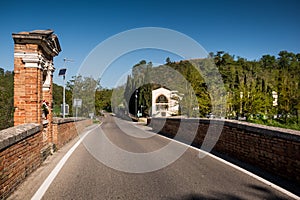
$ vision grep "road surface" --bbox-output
[10,114,297,199]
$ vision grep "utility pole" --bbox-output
[59,58,73,118]
[135,89,138,117]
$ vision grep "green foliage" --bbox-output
[95,89,113,114]
[248,118,300,131]
[52,83,63,117]
[67,75,100,118]
[120,51,300,130]
[217,51,300,128]
[52,83,73,117]
[0,68,14,130]
[124,61,152,116]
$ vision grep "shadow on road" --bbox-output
[167,183,291,200]
[210,151,300,198]
[152,125,300,197]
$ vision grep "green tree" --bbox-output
[119,51,300,130]
[52,83,63,116]
[0,68,14,130]
[166,57,171,64]
[261,54,276,69]
[68,75,100,117]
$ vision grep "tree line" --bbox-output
[214,51,300,127]
[0,50,299,130]
[119,51,300,129]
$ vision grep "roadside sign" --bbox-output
[89,112,94,119]
[73,99,82,107]
[60,104,69,115]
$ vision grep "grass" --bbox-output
[247,118,300,131]
[93,119,100,124]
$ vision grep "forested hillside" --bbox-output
[122,51,300,129]
[215,51,300,126]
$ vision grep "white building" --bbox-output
[151,87,180,117]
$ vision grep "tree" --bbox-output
[260,54,276,68]
[68,75,100,117]
[214,51,225,67]
[139,62,154,116]
[222,53,234,65]
[95,89,113,114]
[118,51,300,130]
[0,68,14,130]
[124,74,136,115]
[166,57,171,64]
[52,83,63,116]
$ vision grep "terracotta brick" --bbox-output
[1,30,64,199]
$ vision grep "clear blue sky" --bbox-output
[0,0,299,88]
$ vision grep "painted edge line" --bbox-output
[153,131,300,200]
[31,123,101,200]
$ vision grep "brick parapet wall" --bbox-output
[150,118,300,184]
[0,124,42,199]
[52,117,92,149]
[0,119,92,199]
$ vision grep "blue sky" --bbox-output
[0,0,299,88]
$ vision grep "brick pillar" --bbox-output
[12,30,61,126]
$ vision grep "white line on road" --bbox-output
[154,132,300,200]
[32,121,299,200]
[31,124,100,200]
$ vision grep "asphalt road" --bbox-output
[12,114,296,199]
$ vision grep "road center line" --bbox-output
[31,124,100,200]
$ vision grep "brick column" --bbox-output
[12,30,61,126]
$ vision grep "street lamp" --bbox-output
[141,105,145,117]
[58,68,67,118]
[135,89,138,117]
[59,58,73,118]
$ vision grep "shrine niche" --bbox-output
[152,87,180,117]
[155,95,169,115]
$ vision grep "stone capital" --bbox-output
[12,29,61,57]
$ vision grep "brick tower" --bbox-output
[12,30,61,126]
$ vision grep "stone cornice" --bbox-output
[12,29,61,57]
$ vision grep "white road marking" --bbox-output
[31,124,100,200]
[154,131,300,200]
[32,120,299,200]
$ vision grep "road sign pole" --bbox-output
[63,76,65,118]
[76,106,78,120]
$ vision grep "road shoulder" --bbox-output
[8,124,98,200]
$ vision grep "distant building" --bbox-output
[151,87,180,117]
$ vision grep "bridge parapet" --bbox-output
[0,123,42,199]
[151,118,300,185]
[0,118,92,199]
[52,117,92,149]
